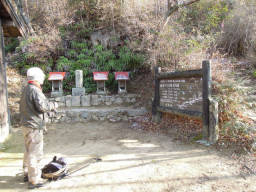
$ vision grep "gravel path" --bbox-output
[0,122,255,192]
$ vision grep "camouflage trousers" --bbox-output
[22,127,43,184]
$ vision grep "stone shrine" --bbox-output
[115,72,129,94]
[72,70,86,96]
[48,72,66,97]
[93,72,109,94]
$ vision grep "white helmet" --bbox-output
[27,67,45,85]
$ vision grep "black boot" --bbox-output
[23,175,28,182]
[28,182,45,189]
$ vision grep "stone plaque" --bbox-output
[159,78,203,112]
[75,70,83,88]
[72,70,85,96]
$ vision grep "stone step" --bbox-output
[47,106,148,123]
[49,94,137,107]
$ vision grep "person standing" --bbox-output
[20,67,57,189]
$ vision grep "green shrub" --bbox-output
[42,74,51,92]
[253,70,256,78]
[56,56,73,71]
[43,42,144,93]
[5,37,19,53]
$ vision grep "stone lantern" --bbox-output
[48,72,66,97]
[93,72,109,94]
[115,72,129,94]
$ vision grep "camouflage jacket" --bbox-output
[20,84,55,129]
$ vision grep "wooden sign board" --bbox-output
[159,78,203,112]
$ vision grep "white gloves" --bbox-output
[50,102,58,112]
[54,102,59,109]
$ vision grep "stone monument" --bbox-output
[72,70,86,96]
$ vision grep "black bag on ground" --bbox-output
[41,156,67,180]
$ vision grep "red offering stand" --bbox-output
[48,72,66,97]
[93,72,109,94]
[115,72,129,94]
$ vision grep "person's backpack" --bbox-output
[41,156,67,180]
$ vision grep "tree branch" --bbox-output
[166,0,200,18]
[163,0,200,27]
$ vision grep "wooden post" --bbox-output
[125,80,127,92]
[52,81,54,92]
[0,18,9,142]
[202,60,211,140]
[152,67,161,122]
[209,98,219,144]
[60,80,63,92]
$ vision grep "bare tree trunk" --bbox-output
[167,0,170,10]
[120,0,124,15]
[24,0,30,18]
[155,0,160,17]
[111,2,115,35]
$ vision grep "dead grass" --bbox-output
[217,3,256,57]
[131,113,202,143]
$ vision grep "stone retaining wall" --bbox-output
[49,94,137,107]
[47,107,147,124]
[47,94,147,124]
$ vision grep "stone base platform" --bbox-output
[72,87,85,96]
[47,106,147,124]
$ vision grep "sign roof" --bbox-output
[93,72,109,81]
[48,72,66,81]
[115,72,129,80]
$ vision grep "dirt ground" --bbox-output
[0,121,255,192]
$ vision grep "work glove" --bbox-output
[54,102,59,110]
[53,102,59,113]
[50,102,58,112]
